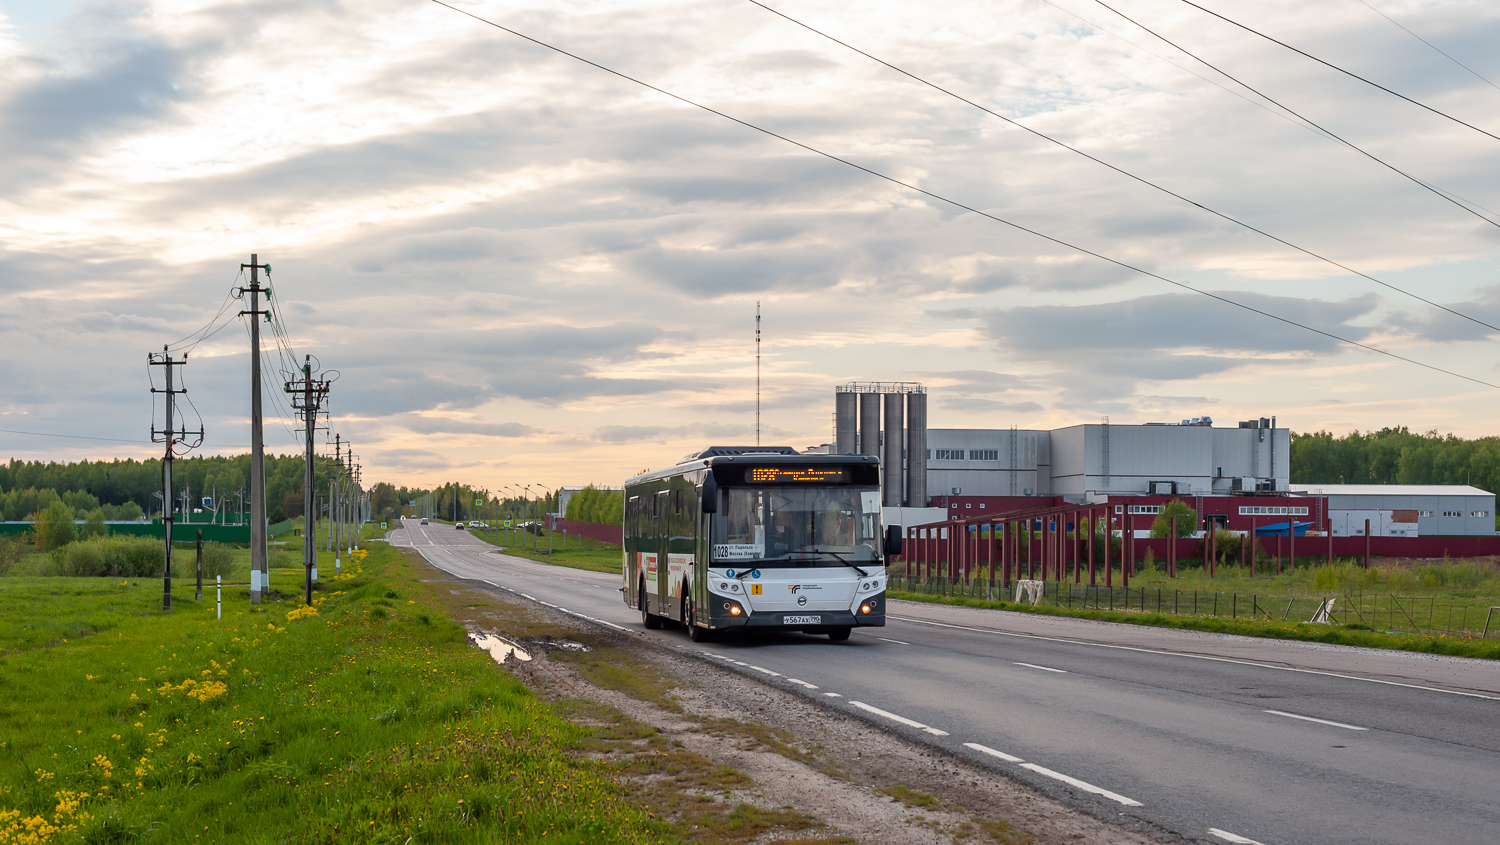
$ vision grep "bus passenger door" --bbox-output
[654,490,670,616]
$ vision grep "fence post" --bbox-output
[1327,517,1333,568]
[1209,520,1216,579]
[1364,519,1371,570]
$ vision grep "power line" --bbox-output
[1173,0,1500,141]
[0,427,150,444]
[1084,0,1500,230]
[744,0,1500,335]
[429,0,1500,391]
[1353,0,1500,93]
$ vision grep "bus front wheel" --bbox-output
[827,627,851,642]
[687,596,714,643]
[640,581,662,630]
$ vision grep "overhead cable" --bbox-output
[1084,0,1500,230]
[428,0,1500,391]
[744,0,1500,334]
[1174,0,1500,141]
[1353,0,1500,93]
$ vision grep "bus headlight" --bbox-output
[860,604,871,614]
[727,604,742,616]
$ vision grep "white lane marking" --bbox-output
[520,594,536,601]
[747,665,782,677]
[733,661,749,667]
[787,678,819,689]
[1263,709,1369,731]
[1018,763,1143,807]
[1209,828,1267,845]
[963,742,1025,763]
[1015,662,1068,674]
[892,614,1500,702]
[850,701,946,736]
[876,637,911,645]
[823,692,843,698]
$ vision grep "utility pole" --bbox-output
[286,355,329,605]
[149,346,201,611]
[755,301,761,446]
[237,255,271,603]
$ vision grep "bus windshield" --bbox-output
[712,486,881,564]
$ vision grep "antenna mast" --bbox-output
[755,302,761,446]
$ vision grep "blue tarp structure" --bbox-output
[1255,521,1311,537]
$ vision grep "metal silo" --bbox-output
[835,388,857,455]
[883,392,904,507]
[906,390,927,508]
[859,392,881,457]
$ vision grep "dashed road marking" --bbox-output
[823,692,843,698]
[1018,763,1142,807]
[787,679,819,689]
[963,742,1024,763]
[876,637,911,645]
[1015,662,1067,673]
[893,614,1500,701]
[850,701,946,736]
[1209,829,1267,845]
[747,665,782,677]
[1263,710,1368,731]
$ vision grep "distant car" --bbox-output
[455,522,466,530]
[420,518,429,525]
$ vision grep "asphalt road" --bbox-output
[388,520,1500,845]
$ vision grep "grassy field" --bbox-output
[0,541,663,844]
[469,527,622,576]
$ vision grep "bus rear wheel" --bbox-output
[827,627,851,642]
[640,581,662,630]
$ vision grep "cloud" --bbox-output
[977,292,1380,357]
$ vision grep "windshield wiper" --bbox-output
[809,548,869,578]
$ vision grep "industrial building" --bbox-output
[1288,484,1495,537]
[924,418,1289,500]
[825,385,1495,537]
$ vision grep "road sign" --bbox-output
[475,498,482,506]
[381,522,387,529]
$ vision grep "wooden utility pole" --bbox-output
[149,346,199,611]
[287,355,329,605]
[237,255,271,603]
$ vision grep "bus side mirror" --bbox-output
[701,473,718,514]
[884,525,903,557]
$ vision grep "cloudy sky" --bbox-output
[3,0,1499,489]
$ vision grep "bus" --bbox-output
[622,446,902,642]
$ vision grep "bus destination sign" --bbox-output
[746,467,848,484]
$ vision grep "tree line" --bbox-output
[0,455,342,524]
[1290,427,1500,492]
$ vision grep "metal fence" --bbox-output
[892,567,1500,639]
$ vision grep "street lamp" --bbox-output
[533,484,555,555]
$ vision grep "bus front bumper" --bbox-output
[706,592,886,631]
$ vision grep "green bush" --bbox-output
[54,535,163,578]
[80,508,108,540]
[269,548,299,569]
[1149,500,1198,539]
[200,543,234,578]
[34,499,77,550]
[0,533,29,576]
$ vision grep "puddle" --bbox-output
[469,632,533,664]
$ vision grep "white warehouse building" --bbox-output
[1287,484,1496,537]
[924,418,1291,500]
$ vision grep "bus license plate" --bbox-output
[784,615,822,625]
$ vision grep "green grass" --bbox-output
[469,528,623,575]
[0,543,664,844]
[887,588,1500,660]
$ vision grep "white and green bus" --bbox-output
[622,446,902,642]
